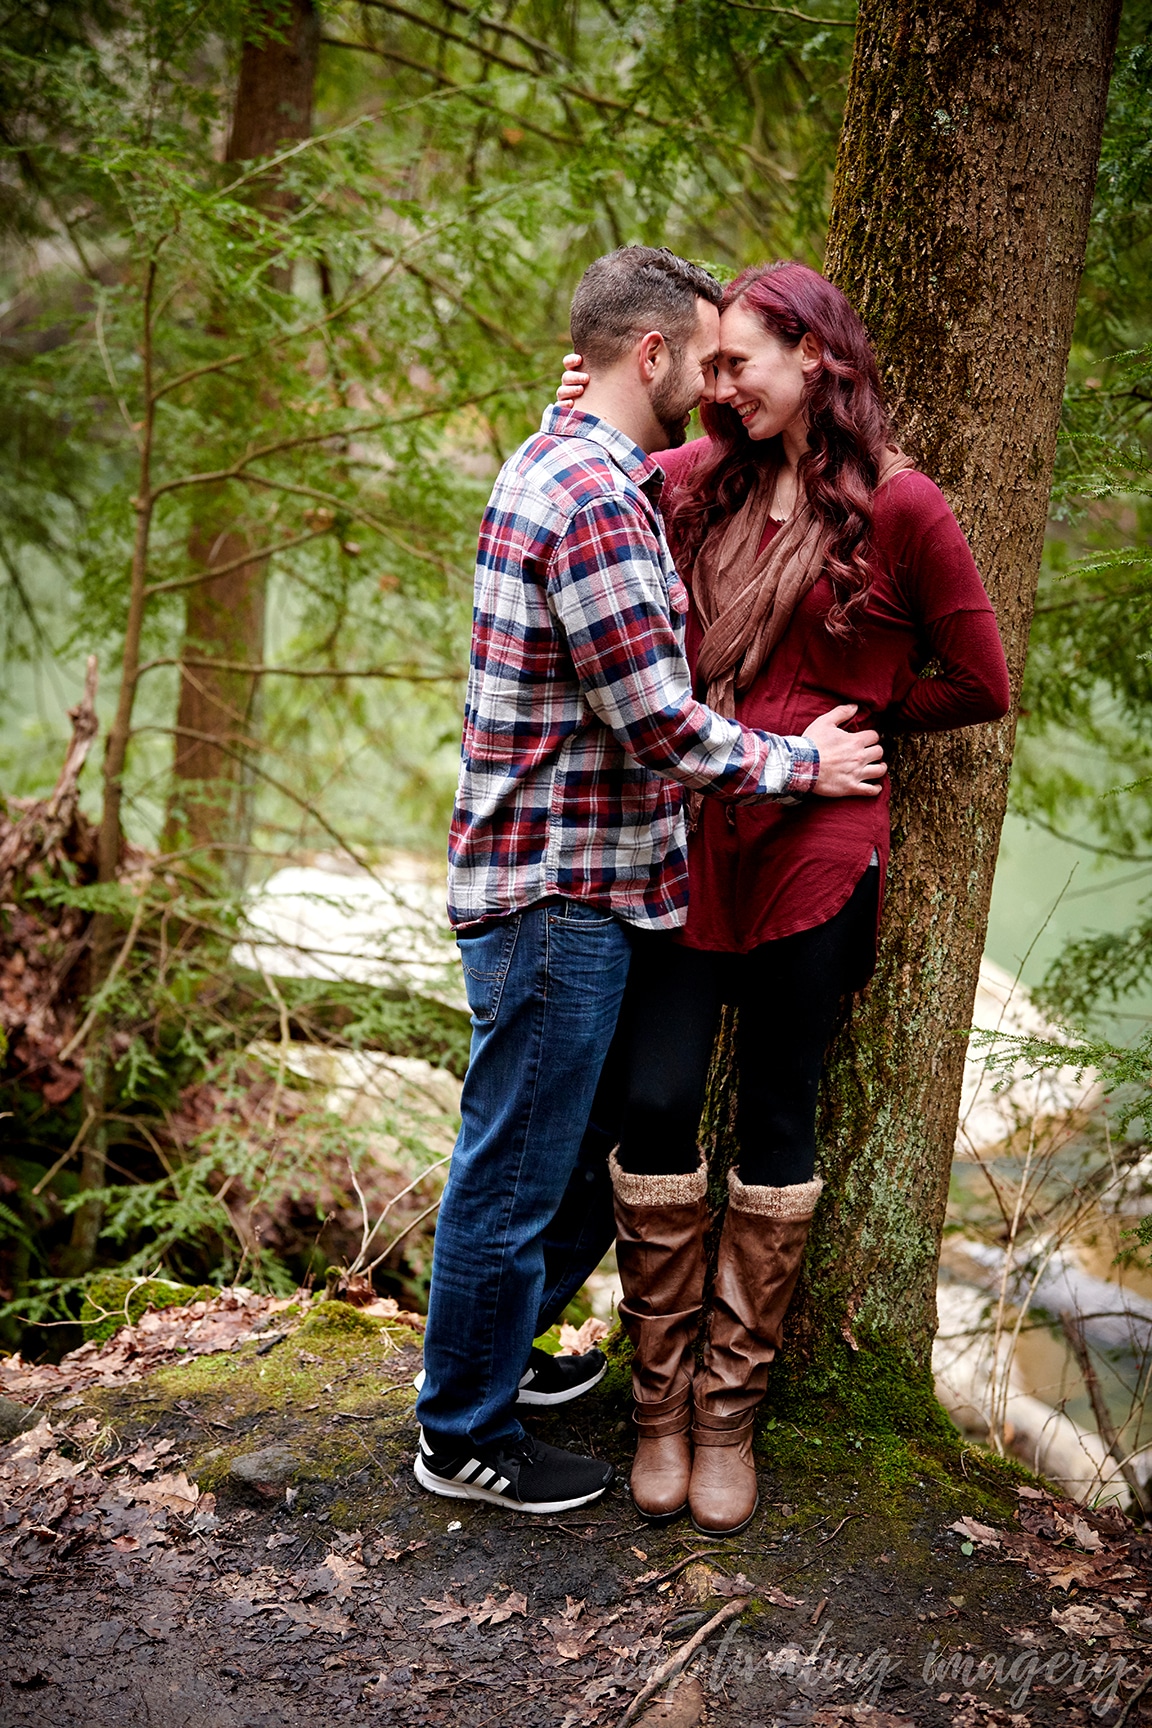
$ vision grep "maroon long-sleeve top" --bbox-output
[656,441,1012,956]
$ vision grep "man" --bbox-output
[414,247,885,1515]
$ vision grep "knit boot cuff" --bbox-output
[727,1167,823,1222]
[609,1150,707,1208]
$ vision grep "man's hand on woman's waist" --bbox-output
[803,704,887,798]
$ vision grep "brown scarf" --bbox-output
[686,445,914,823]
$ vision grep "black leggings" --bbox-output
[614,867,879,1186]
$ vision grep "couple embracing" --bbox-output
[412,247,1010,1536]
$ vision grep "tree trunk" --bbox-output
[714,0,1121,1428]
[165,0,319,872]
[68,5,321,1276]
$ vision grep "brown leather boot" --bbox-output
[610,1153,709,1523]
[690,1169,822,1536]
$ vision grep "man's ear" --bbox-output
[636,330,667,380]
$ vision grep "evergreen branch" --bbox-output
[355,0,550,84]
[147,376,549,503]
[138,657,464,681]
[356,0,574,72]
[58,877,152,1063]
[143,528,334,596]
[321,38,577,148]
[373,246,531,353]
[724,0,855,21]
[1015,814,1152,862]
[435,0,573,69]
[141,728,393,878]
[327,18,786,177]
[150,255,403,402]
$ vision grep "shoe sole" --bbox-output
[516,1358,608,1406]
[634,1499,688,1526]
[412,1359,608,1408]
[689,1491,759,1538]
[414,1454,611,1514]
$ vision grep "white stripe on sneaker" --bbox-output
[413,1453,609,1514]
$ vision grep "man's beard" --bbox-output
[651,357,697,448]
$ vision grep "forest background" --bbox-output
[0,0,1149,1364]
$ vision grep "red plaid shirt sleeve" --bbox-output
[549,494,812,797]
[446,409,817,932]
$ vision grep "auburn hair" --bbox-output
[666,261,895,637]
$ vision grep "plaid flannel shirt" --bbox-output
[447,406,818,931]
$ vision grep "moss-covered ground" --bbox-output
[2,1308,1149,1728]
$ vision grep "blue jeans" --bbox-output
[416,899,633,1451]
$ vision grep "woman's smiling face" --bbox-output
[714,299,821,442]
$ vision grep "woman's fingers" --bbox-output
[563,352,583,368]
[556,367,590,404]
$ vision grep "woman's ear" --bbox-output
[799,330,823,374]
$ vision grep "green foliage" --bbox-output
[298,1297,382,1337]
[1014,6,1152,1029]
[0,0,858,1344]
[80,1272,216,1343]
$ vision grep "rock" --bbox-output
[0,1395,40,1440]
[636,1676,705,1728]
[228,1445,301,1496]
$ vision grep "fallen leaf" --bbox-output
[133,1472,199,1515]
[315,1551,367,1602]
[947,1517,1001,1549]
[421,1594,472,1628]
[1068,1515,1104,1552]
[556,1317,609,1356]
[764,1586,805,1608]
[1051,1603,1126,1639]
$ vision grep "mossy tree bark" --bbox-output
[710,0,1122,1429]
[165,0,319,875]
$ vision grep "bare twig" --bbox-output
[353,1153,453,1275]
[0,655,99,887]
[57,878,152,1064]
[725,0,854,20]
[625,1547,735,1594]
[31,1107,97,1196]
[1060,1311,1151,1517]
[620,1598,749,1725]
[137,657,464,681]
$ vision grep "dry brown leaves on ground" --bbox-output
[0,1285,425,1407]
[0,1288,301,1399]
[0,1416,213,1581]
[946,1485,1152,1636]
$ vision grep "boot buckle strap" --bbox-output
[634,1403,691,1438]
[692,1414,755,1446]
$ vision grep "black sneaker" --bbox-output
[516,1345,607,1406]
[412,1346,607,1408]
[414,1428,614,1514]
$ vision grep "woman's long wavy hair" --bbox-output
[666,261,895,637]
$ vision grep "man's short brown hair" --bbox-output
[569,246,722,368]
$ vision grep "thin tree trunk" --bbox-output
[165,0,319,873]
[69,5,320,1273]
[711,0,1122,1422]
[65,263,158,1274]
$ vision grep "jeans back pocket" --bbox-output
[457,917,520,1025]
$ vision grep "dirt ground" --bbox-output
[3,1297,1152,1728]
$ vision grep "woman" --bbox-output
[559,261,1011,1535]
